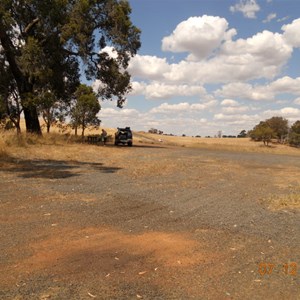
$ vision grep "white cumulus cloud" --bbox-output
[130,82,206,99]
[100,46,118,59]
[214,113,259,124]
[263,107,300,121]
[94,16,300,135]
[216,76,300,101]
[216,82,274,101]
[220,30,292,76]
[149,100,216,114]
[162,15,236,61]
[282,18,300,47]
[280,107,300,116]
[150,102,190,114]
[100,108,140,118]
[270,76,300,95]
[128,18,296,85]
[230,0,260,19]
[128,54,170,80]
[222,106,250,114]
[221,99,239,106]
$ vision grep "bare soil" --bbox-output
[0,143,300,299]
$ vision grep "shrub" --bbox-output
[288,120,300,147]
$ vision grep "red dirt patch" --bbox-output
[2,226,227,298]
[21,227,220,271]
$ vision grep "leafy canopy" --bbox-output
[289,120,300,146]
[249,121,275,146]
[70,84,101,137]
[0,0,141,133]
[265,116,289,141]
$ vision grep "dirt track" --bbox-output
[0,144,300,299]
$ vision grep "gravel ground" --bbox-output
[0,144,300,300]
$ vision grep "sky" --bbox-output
[95,0,300,137]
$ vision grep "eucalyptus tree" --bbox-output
[0,52,22,133]
[266,116,289,143]
[289,120,300,146]
[37,90,62,133]
[70,84,101,137]
[249,121,275,146]
[0,0,141,134]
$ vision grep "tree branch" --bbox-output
[0,24,24,82]
[24,18,39,34]
[63,48,80,56]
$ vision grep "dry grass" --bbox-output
[0,137,8,159]
[263,194,300,211]
[1,124,300,212]
[1,118,299,163]
[135,132,300,155]
[0,119,118,161]
[5,119,300,156]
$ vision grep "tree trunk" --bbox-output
[0,24,41,135]
[43,113,51,133]
[23,105,41,134]
[9,116,21,134]
[16,123,21,134]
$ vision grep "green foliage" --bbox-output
[37,90,64,133]
[70,84,101,137]
[249,121,275,146]
[0,55,12,121]
[288,120,300,147]
[0,54,22,132]
[265,116,289,142]
[19,37,51,84]
[0,0,141,133]
[237,129,247,138]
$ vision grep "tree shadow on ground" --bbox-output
[132,144,166,149]
[0,158,122,179]
[84,143,167,149]
[91,143,167,149]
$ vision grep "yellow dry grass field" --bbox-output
[1,121,300,212]
[1,118,300,161]
[0,119,116,161]
[135,131,300,155]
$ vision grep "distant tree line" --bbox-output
[249,116,300,147]
[148,128,164,135]
[146,120,300,148]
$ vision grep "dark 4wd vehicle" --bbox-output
[114,127,133,146]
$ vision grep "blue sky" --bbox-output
[95,0,300,136]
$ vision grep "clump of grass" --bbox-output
[0,137,8,158]
[30,132,76,145]
[0,130,84,159]
[0,131,27,147]
[0,131,25,159]
[263,193,300,210]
